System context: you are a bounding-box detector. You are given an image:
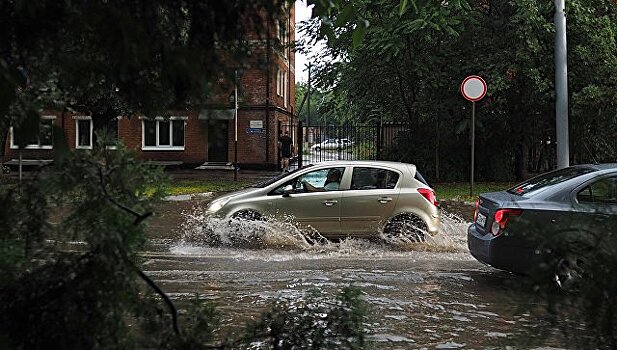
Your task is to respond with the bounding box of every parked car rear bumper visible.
[467,224,544,274]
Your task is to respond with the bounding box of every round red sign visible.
[461,75,487,102]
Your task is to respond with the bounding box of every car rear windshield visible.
[508,166,595,195]
[415,171,429,186]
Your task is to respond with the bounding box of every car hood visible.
[213,187,260,202]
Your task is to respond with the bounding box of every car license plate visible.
[476,212,486,227]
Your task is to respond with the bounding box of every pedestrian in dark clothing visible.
[280,131,293,172]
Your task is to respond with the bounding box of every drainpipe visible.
[265,19,271,166]
[287,5,294,159]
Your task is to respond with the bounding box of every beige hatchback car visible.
[206,161,440,241]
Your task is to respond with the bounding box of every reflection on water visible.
[140,203,566,349]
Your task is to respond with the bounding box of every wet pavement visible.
[142,190,568,349]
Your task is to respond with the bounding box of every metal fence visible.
[280,122,409,170]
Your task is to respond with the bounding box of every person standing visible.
[279,131,293,172]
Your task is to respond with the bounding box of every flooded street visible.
[143,196,566,349]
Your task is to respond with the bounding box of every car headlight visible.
[207,197,231,213]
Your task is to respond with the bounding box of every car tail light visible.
[473,198,480,221]
[418,188,438,207]
[491,208,523,236]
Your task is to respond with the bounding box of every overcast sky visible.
[295,0,320,83]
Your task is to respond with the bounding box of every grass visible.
[161,178,514,203]
[160,179,252,196]
[433,182,515,203]
[5,173,512,203]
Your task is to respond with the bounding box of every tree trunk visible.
[0,132,6,180]
[514,143,529,181]
[435,117,440,181]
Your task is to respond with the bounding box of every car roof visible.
[308,160,417,171]
[576,163,617,171]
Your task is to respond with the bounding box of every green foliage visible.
[237,287,369,349]
[304,0,617,181]
[0,0,288,146]
[433,182,515,202]
[1,2,371,348]
[295,82,342,126]
[0,146,165,349]
[0,146,370,349]
[136,293,220,349]
[526,219,617,349]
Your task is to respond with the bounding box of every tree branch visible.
[136,268,181,336]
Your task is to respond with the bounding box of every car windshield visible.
[508,166,595,195]
[251,164,315,188]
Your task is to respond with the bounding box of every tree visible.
[0,1,286,152]
[302,0,617,181]
[0,1,369,347]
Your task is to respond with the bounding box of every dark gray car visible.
[468,164,617,276]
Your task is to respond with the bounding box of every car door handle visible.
[378,197,393,204]
[322,199,338,206]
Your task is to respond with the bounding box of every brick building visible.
[3,5,296,170]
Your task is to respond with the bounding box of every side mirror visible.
[282,184,293,197]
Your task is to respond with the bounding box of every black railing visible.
[281,122,409,170]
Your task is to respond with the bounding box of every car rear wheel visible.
[382,214,427,243]
[548,235,596,291]
[553,251,589,291]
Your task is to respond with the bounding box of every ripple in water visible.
[172,206,471,258]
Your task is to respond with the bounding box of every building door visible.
[208,120,229,162]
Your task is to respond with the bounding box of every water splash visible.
[377,211,470,253]
[173,205,471,256]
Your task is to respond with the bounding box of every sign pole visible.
[460,75,487,198]
[470,101,475,197]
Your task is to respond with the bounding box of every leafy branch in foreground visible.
[0,145,368,349]
[526,219,617,349]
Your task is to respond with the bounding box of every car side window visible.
[272,167,345,194]
[350,167,399,190]
[577,176,617,204]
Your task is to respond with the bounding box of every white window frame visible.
[141,116,187,151]
[283,70,288,108]
[276,70,287,101]
[10,115,56,150]
[74,116,93,149]
[276,70,282,96]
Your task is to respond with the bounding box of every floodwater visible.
[143,196,567,349]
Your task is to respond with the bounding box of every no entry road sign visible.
[461,75,487,102]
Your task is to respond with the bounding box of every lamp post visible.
[555,0,569,168]
[234,70,238,181]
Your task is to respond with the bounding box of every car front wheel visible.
[231,210,264,221]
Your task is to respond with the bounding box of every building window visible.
[142,117,186,150]
[277,70,287,101]
[75,116,93,149]
[277,16,289,59]
[94,117,119,149]
[10,116,55,149]
[278,19,288,47]
[276,70,282,96]
[75,116,119,149]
